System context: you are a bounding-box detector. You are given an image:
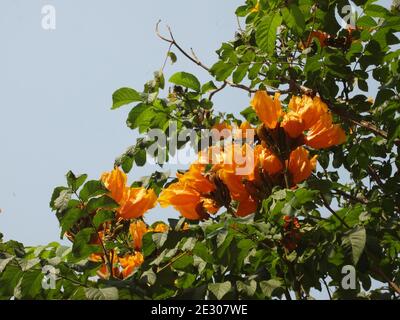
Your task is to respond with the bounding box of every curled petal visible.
[251,91,282,129]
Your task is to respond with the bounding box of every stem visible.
[320,194,351,229]
[322,277,333,300]
[155,21,278,95]
[156,251,189,273]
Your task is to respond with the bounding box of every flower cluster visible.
[84,167,162,279]
[89,219,169,280]
[159,91,345,220]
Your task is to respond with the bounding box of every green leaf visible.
[201,81,217,94]
[66,171,87,192]
[0,265,23,297]
[0,257,14,273]
[60,208,86,236]
[126,103,152,130]
[79,180,108,202]
[112,87,142,110]
[232,64,249,83]
[134,148,147,167]
[208,281,232,300]
[193,242,213,263]
[93,210,115,230]
[281,5,305,35]
[256,13,282,55]
[260,279,281,298]
[240,106,259,124]
[169,72,201,92]
[72,228,100,259]
[21,270,44,298]
[86,195,118,212]
[172,255,193,270]
[364,4,390,18]
[140,269,157,286]
[168,52,177,64]
[152,232,168,249]
[342,226,367,265]
[85,287,119,300]
[210,61,236,81]
[142,233,156,257]
[356,15,377,28]
[19,257,40,271]
[236,280,257,296]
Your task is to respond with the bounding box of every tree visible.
[0,0,399,300]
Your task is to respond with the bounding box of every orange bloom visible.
[177,163,215,194]
[216,144,255,198]
[254,145,283,176]
[288,147,318,184]
[101,167,127,204]
[152,223,169,233]
[304,30,329,48]
[119,187,157,220]
[251,91,282,129]
[288,95,328,130]
[101,167,157,220]
[92,250,120,280]
[305,113,346,149]
[129,220,148,250]
[202,198,219,214]
[182,222,190,231]
[158,182,209,220]
[236,196,258,217]
[119,252,144,279]
[281,111,305,138]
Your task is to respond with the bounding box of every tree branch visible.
[155,21,281,96]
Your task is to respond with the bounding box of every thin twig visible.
[155,21,278,95]
[320,194,351,229]
[322,277,332,300]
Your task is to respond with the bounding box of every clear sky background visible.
[0,1,393,300]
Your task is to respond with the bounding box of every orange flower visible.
[92,250,121,280]
[158,182,210,220]
[281,111,305,138]
[251,91,282,129]
[236,196,258,217]
[177,163,215,194]
[119,252,144,279]
[288,147,318,184]
[305,113,346,149]
[101,167,127,204]
[129,220,148,250]
[152,223,169,233]
[288,95,328,130]
[202,198,219,214]
[303,30,329,48]
[101,167,157,220]
[254,145,283,176]
[182,222,190,231]
[119,187,157,220]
